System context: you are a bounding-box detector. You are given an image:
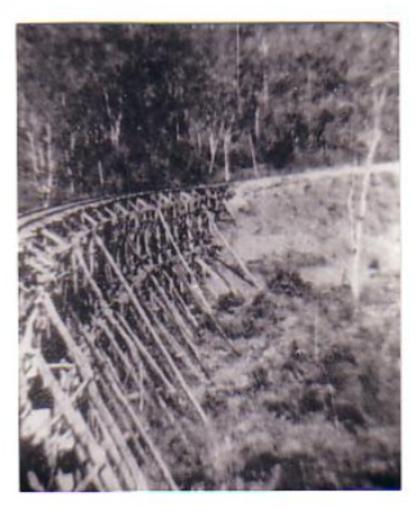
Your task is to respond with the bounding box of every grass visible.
[178,164,400,490]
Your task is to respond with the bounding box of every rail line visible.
[18,181,232,234]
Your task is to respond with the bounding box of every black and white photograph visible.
[17,21,400,492]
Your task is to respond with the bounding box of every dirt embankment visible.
[179,164,400,490]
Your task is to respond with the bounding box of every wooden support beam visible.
[155,394,191,450]
[157,212,213,314]
[34,350,120,491]
[214,254,256,289]
[157,209,239,355]
[149,275,204,364]
[41,228,69,252]
[94,235,210,427]
[42,293,147,490]
[146,291,206,381]
[92,353,178,490]
[70,248,79,294]
[81,330,151,463]
[96,318,145,392]
[75,249,175,395]
[81,212,99,229]
[208,214,261,290]
[195,256,233,297]
[124,235,201,361]
[162,270,200,329]
[113,313,175,394]
[202,256,242,297]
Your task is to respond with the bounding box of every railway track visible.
[18,182,232,236]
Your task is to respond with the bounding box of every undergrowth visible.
[192,264,400,490]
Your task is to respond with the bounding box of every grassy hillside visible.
[179,162,400,490]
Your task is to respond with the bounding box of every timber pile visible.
[18,185,258,491]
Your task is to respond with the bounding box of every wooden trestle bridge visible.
[18,184,259,491]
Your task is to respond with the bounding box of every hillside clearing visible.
[176,163,400,490]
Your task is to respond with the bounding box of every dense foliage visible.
[17,23,399,211]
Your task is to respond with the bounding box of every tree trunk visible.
[235,24,241,115]
[350,86,387,303]
[45,122,54,207]
[196,128,202,152]
[248,132,259,178]
[64,148,75,195]
[223,129,231,182]
[208,131,219,176]
[98,160,104,187]
[110,111,122,148]
[67,166,75,195]
[27,131,41,178]
[254,105,260,142]
[104,90,122,148]
[260,31,269,109]
[70,132,76,152]
[262,72,269,109]
[175,119,180,142]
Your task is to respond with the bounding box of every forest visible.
[17,23,398,212]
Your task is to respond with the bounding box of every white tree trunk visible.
[235,24,241,115]
[248,132,259,178]
[350,87,387,303]
[260,31,269,109]
[254,105,260,141]
[67,167,75,195]
[98,160,104,187]
[110,111,122,148]
[223,129,231,182]
[27,131,41,177]
[45,122,54,207]
[208,131,219,176]
[104,90,122,148]
[196,129,202,152]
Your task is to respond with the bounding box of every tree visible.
[347,24,398,303]
[17,23,399,212]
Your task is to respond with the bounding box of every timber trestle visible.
[18,184,254,491]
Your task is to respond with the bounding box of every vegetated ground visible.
[173,162,400,490]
